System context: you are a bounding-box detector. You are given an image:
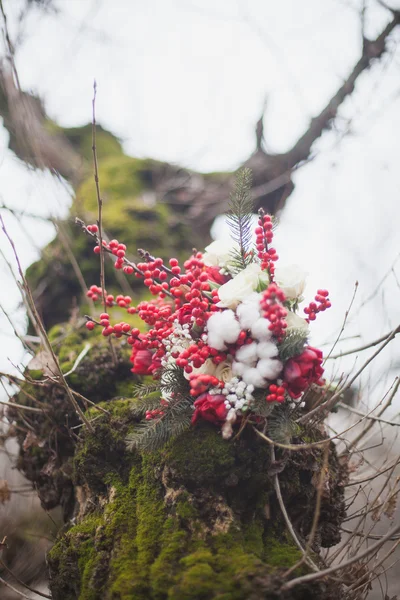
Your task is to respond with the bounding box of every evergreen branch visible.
[279,329,308,361]
[130,392,163,418]
[251,390,276,418]
[267,405,300,445]
[131,382,162,399]
[227,168,254,271]
[126,408,192,451]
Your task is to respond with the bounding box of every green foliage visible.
[126,402,192,452]
[267,405,300,445]
[127,365,195,450]
[227,168,255,272]
[279,328,308,361]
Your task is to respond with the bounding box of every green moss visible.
[163,424,235,486]
[264,537,302,568]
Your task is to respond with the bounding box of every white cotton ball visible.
[232,361,246,377]
[235,342,259,366]
[257,341,278,359]
[207,330,226,350]
[256,358,283,380]
[207,312,230,349]
[236,303,261,330]
[242,367,267,388]
[251,318,273,341]
[220,309,241,344]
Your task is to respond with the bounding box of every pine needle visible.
[227,168,255,272]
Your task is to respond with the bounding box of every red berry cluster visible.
[260,283,287,341]
[304,289,331,322]
[86,224,98,234]
[266,383,286,403]
[255,212,278,277]
[176,343,221,374]
[189,374,223,397]
[86,284,102,301]
[145,408,165,420]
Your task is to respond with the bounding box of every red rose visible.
[283,346,324,399]
[130,348,154,375]
[191,393,228,425]
[177,304,193,325]
[205,266,229,285]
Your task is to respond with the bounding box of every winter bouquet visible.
[82,169,330,448]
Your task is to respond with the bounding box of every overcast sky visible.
[1,0,400,412]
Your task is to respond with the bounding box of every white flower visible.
[257,341,279,359]
[241,367,267,388]
[232,361,246,377]
[207,310,241,350]
[251,317,273,341]
[214,360,233,383]
[275,264,307,300]
[203,240,238,268]
[285,310,310,334]
[218,263,269,309]
[235,342,258,366]
[184,357,233,383]
[256,358,283,380]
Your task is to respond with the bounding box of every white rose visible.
[214,360,233,383]
[183,358,215,380]
[275,264,307,300]
[285,311,310,334]
[183,358,233,383]
[203,240,238,268]
[218,263,269,309]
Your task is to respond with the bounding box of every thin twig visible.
[328,326,400,359]
[323,282,358,364]
[283,444,330,578]
[0,559,51,599]
[0,575,30,599]
[270,446,320,573]
[63,343,91,377]
[91,81,117,365]
[281,522,400,591]
[297,325,400,424]
[0,215,94,432]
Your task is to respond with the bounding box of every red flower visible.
[130,348,154,375]
[177,304,193,325]
[205,266,229,285]
[283,346,324,399]
[191,393,228,425]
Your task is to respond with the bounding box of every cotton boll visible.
[256,358,283,380]
[235,342,258,366]
[242,367,267,388]
[257,341,278,359]
[207,311,239,349]
[236,303,261,330]
[206,313,226,349]
[232,361,246,377]
[220,309,241,344]
[207,329,226,350]
[251,318,273,341]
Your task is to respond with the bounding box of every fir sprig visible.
[278,329,308,361]
[130,391,163,418]
[126,398,193,451]
[227,168,255,272]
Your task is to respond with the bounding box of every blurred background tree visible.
[0,1,400,598]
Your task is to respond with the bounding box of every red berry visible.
[85,321,95,330]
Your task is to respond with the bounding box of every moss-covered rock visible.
[46,414,346,600]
